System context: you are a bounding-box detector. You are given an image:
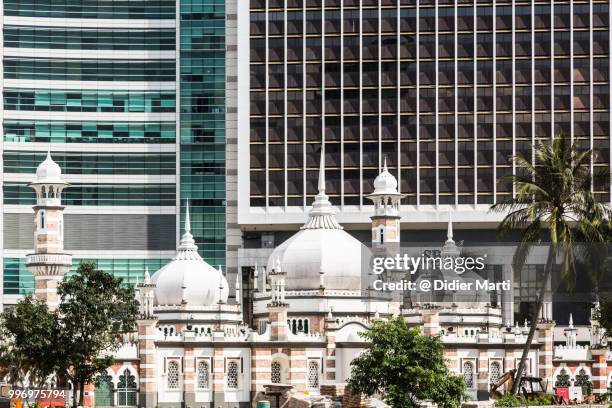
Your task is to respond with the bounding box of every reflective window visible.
[4,59,175,82]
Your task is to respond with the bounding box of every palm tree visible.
[491,133,609,394]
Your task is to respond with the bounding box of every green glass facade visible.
[4,152,176,175]
[4,27,176,51]
[4,0,176,19]
[4,59,176,81]
[4,258,170,295]
[2,0,180,298]
[1,0,228,298]
[4,90,176,113]
[4,183,176,206]
[4,121,175,144]
[180,0,227,267]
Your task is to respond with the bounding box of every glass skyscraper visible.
[0,0,234,305]
[238,0,611,229]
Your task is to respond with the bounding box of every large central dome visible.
[267,149,368,291]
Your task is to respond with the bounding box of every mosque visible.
[24,151,612,407]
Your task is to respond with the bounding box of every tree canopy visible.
[0,261,139,408]
[347,316,467,408]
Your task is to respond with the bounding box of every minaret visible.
[136,267,159,408]
[366,158,404,246]
[267,257,289,341]
[441,212,460,259]
[566,314,577,347]
[26,150,72,311]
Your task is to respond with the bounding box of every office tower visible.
[1,0,236,306]
[236,0,610,325]
[238,0,611,229]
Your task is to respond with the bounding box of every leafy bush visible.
[494,394,523,407]
[529,395,555,406]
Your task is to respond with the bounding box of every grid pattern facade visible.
[249,0,611,208]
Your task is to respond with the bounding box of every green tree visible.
[57,261,138,408]
[347,316,467,408]
[0,262,138,408]
[491,133,608,394]
[0,297,60,387]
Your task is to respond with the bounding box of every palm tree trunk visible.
[511,244,555,395]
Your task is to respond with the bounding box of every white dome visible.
[151,206,229,306]
[266,150,367,292]
[33,151,67,185]
[371,159,399,195]
[267,227,367,291]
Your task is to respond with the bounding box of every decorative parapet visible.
[26,253,72,268]
[554,344,591,361]
[254,289,363,299]
[155,330,249,342]
[153,304,241,312]
[337,316,371,327]
[288,331,326,342]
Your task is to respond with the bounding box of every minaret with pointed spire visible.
[26,149,72,311]
[441,211,460,258]
[366,158,404,245]
[267,257,289,341]
[137,267,156,319]
[566,313,577,347]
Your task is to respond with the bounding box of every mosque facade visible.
[24,152,612,407]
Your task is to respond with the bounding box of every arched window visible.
[463,361,474,388]
[575,368,590,391]
[379,227,385,244]
[94,373,113,407]
[271,361,281,384]
[227,361,239,389]
[555,368,571,387]
[307,360,319,389]
[39,210,46,229]
[490,362,501,384]
[117,369,137,406]
[167,361,179,389]
[197,361,210,389]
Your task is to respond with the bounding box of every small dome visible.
[33,151,66,185]
[371,159,399,195]
[151,205,229,306]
